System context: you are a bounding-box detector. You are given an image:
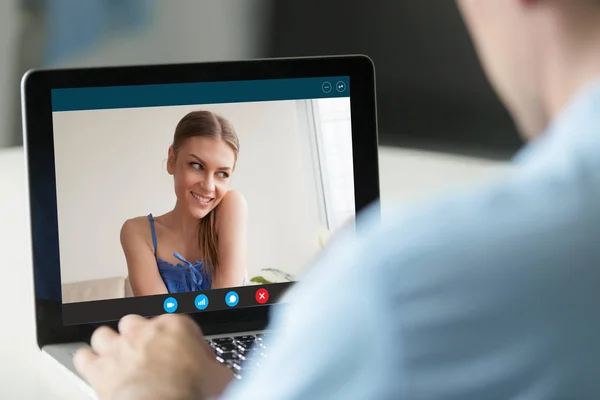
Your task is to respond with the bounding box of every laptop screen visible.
[50,77,355,325]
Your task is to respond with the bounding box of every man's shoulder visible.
[354,151,600,397]
[360,167,600,283]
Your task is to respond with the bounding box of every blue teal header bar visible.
[51,76,350,112]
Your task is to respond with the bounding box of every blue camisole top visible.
[147,214,212,293]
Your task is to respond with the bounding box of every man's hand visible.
[73,314,234,400]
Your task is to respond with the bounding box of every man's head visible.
[457,0,600,140]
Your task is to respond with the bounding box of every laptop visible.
[21,55,380,396]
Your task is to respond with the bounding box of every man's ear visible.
[167,146,176,175]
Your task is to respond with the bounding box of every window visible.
[311,98,355,231]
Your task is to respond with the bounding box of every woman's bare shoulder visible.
[120,216,152,244]
[215,191,247,232]
[218,190,248,212]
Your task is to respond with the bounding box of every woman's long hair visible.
[171,111,239,277]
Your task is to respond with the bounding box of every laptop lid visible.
[21,56,380,347]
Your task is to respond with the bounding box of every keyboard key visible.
[234,335,256,341]
[235,341,254,351]
[215,342,237,353]
[232,349,247,361]
[216,352,236,363]
[213,337,234,344]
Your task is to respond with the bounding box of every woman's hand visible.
[74,314,234,400]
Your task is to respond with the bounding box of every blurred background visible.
[0,0,524,159]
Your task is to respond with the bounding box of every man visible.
[74,1,600,398]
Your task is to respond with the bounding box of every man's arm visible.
[220,207,398,399]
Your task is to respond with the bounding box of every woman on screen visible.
[120,110,247,296]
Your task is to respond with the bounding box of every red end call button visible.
[255,288,269,304]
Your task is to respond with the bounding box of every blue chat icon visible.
[225,291,239,307]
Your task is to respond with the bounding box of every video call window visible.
[52,93,355,306]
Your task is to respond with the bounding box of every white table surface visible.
[0,146,505,398]
[0,147,89,399]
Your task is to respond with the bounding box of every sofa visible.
[62,277,133,304]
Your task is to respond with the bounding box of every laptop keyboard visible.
[207,333,269,380]
[68,334,269,381]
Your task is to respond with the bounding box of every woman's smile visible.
[191,191,214,207]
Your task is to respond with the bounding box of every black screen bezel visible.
[22,55,380,348]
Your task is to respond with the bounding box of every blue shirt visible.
[222,78,600,400]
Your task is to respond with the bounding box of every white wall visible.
[0,0,18,147]
[52,100,346,284]
[378,146,509,213]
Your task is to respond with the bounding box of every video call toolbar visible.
[62,283,292,325]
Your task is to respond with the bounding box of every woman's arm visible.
[213,190,248,288]
[120,219,169,296]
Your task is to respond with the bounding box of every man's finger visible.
[73,347,100,382]
[155,313,200,333]
[154,314,208,347]
[90,326,120,356]
[118,314,147,338]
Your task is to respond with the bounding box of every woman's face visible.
[168,136,236,219]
